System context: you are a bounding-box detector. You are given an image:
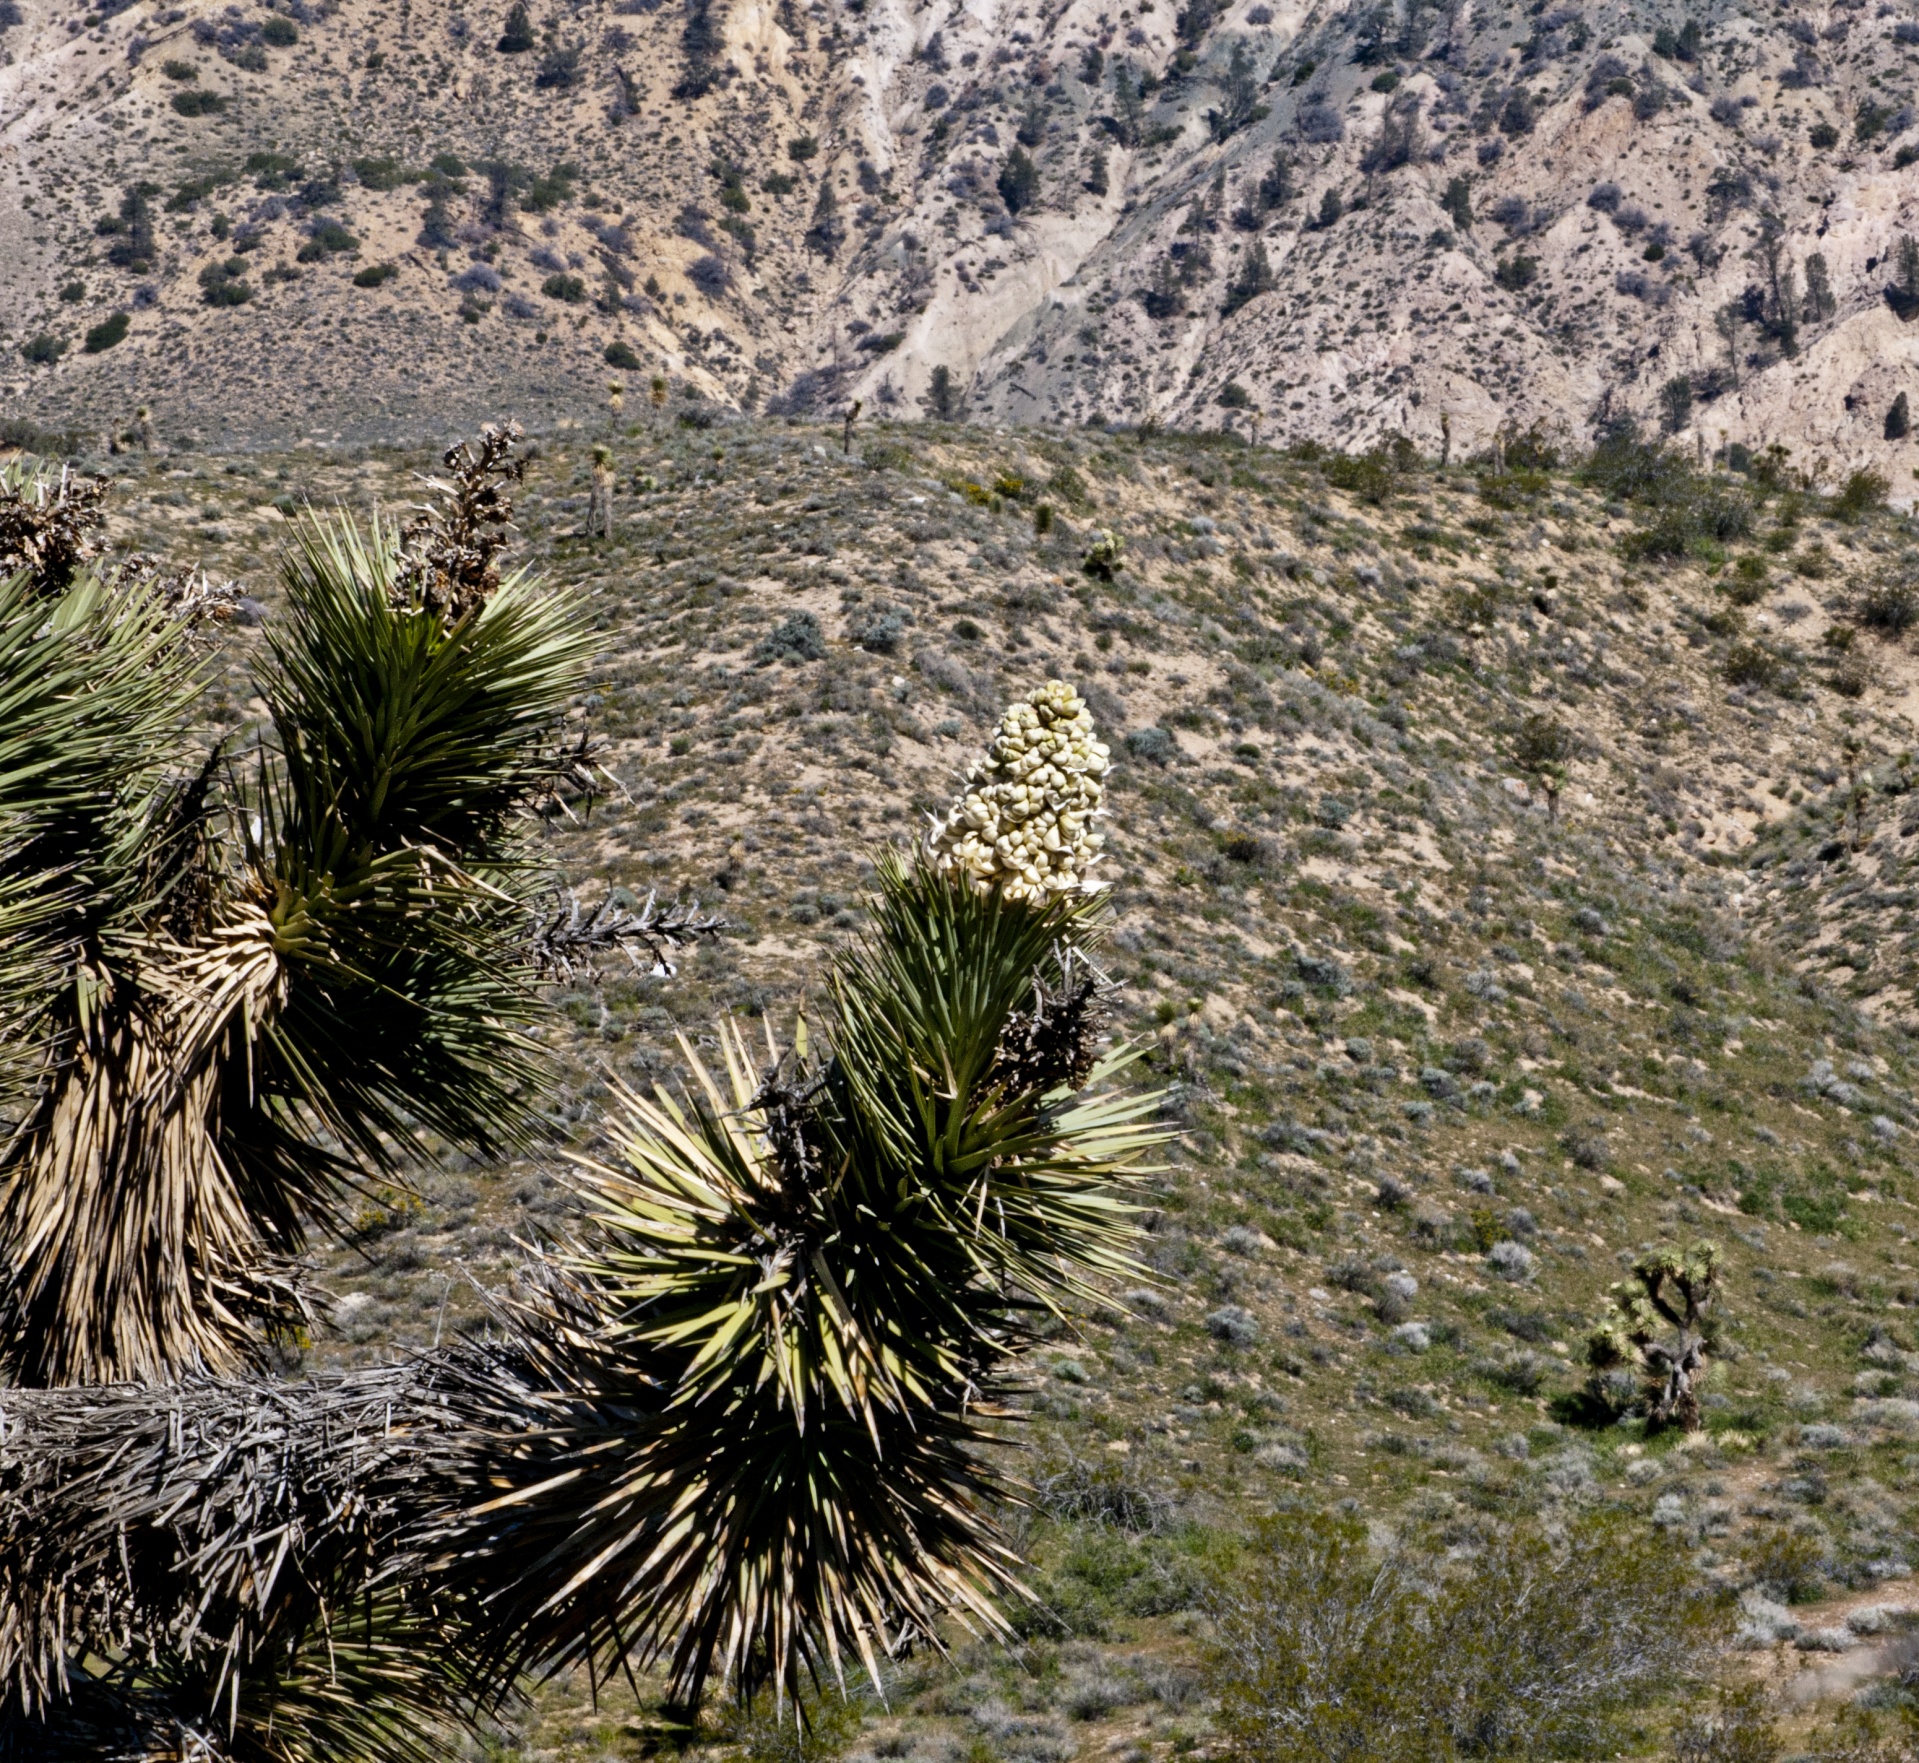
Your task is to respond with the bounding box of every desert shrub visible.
[604,340,642,370]
[1831,468,1890,522]
[519,163,577,212]
[170,89,226,115]
[161,56,196,78]
[756,611,826,665]
[1723,556,1769,606]
[541,273,587,303]
[1207,1512,1720,1763]
[246,151,301,190]
[535,41,583,86]
[850,609,906,653]
[1322,446,1404,504]
[197,258,254,306]
[1296,100,1342,142]
[351,155,411,190]
[351,263,397,288]
[1590,422,1754,560]
[1723,643,1783,689]
[1124,727,1176,765]
[19,333,66,366]
[82,312,129,353]
[296,220,358,261]
[1859,572,1919,634]
[1670,1684,1778,1763]
[688,254,730,295]
[1205,1305,1259,1346]
[0,417,81,452]
[1746,1527,1825,1604]
[260,14,297,44]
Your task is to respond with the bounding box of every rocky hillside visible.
[75,408,1919,1751]
[12,0,1919,475]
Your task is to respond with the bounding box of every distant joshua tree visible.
[1585,1243,1721,1431]
[586,442,615,537]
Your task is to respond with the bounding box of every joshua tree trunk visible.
[588,445,615,538]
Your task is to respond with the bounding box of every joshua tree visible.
[0,428,712,1386]
[649,373,669,418]
[608,378,625,421]
[1081,528,1126,581]
[587,441,615,536]
[841,396,862,454]
[0,681,1160,1755]
[1585,1242,1721,1431]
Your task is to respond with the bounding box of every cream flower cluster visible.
[927,680,1110,903]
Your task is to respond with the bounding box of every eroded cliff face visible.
[7,0,1919,479]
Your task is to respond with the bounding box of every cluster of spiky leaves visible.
[0,830,1158,1760]
[0,437,593,1385]
[434,862,1160,1710]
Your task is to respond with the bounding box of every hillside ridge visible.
[10,0,1919,479]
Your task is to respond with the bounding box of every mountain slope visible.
[11,0,1919,479]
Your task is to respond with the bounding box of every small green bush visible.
[1858,571,1919,633]
[20,334,66,366]
[296,221,359,262]
[161,58,197,79]
[351,262,397,288]
[1723,643,1782,690]
[520,164,577,212]
[787,135,818,160]
[82,312,129,353]
[261,15,298,45]
[604,340,642,369]
[246,151,302,190]
[351,155,412,191]
[57,281,84,304]
[542,273,587,303]
[1724,556,1769,606]
[1207,1511,1721,1763]
[170,89,227,116]
[1831,468,1889,521]
[198,259,254,306]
